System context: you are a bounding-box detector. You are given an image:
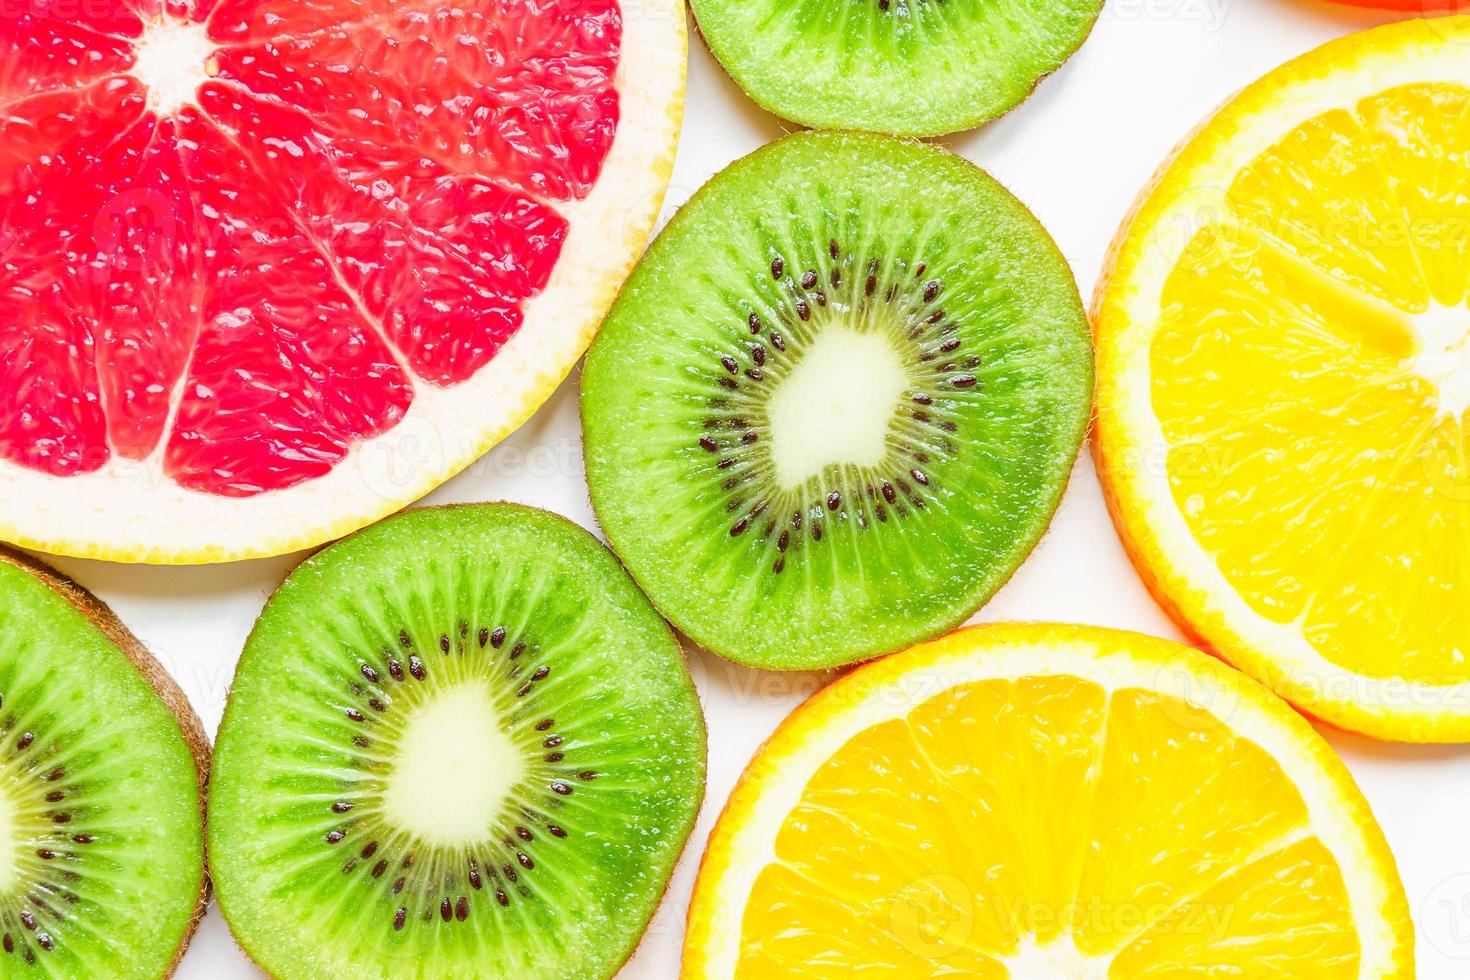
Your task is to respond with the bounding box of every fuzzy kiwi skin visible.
[0,546,211,979]
[209,503,707,980]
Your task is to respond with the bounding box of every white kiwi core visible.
[380,685,524,845]
[766,325,909,489]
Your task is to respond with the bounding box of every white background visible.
[49,1,1470,975]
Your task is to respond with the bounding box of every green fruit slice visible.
[582,131,1092,671]
[689,0,1103,135]
[208,504,706,980]
[0,550,207,976]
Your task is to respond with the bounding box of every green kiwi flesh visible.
[207,504,706,980]
[581,131,1092,671]
[690,0,1103,136]
[0,549,206,977]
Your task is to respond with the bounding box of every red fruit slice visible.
[0,0,684,560]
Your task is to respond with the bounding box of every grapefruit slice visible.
[684,624,1412,978]
[0,0,684,562]
[1095,18,1470,741]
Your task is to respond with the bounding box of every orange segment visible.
[907,676,1105,950]
[1356,85,1470,308]
[1095,18,1470,740]
[738,862,1009,978]
[1300,415,1470,680]
[1108,838,1361,979]
[1225,98,1428,312]
[1069,688,1309,958]
[684,624,1412,978]
[1153,223,1436,633]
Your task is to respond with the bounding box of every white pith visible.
[131,18,215,115]
[1097,21,1470,739]
[1409,303,1470,421]
[687,628,1405,978]
[0,0,686,563]
[380,684,523,845]
[1003,938,1109,979]
[766,325,908,489]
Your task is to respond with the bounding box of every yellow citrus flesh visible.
[684,624,1411,979]
[1095,17,1470,740]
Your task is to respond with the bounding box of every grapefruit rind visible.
[0,1,686,564]
[682,622,1412,979]
[1094,16,1470,743]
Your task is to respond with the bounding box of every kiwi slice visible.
[581,131,1091,671]
[689,0,1103,135]
[207,503,705,979]
[0,548,207,976]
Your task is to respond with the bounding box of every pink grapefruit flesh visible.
[0,0,683,558]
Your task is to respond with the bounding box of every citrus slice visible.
[1095,17,1470,742]
[0,0,683,563]
[684,623,1411,978]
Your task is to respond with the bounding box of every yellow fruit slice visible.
[1095,17,1470,741]
[684,623,1411,978]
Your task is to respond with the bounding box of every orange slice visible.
[684,623,1411,978]
[1095,17,1470,741]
